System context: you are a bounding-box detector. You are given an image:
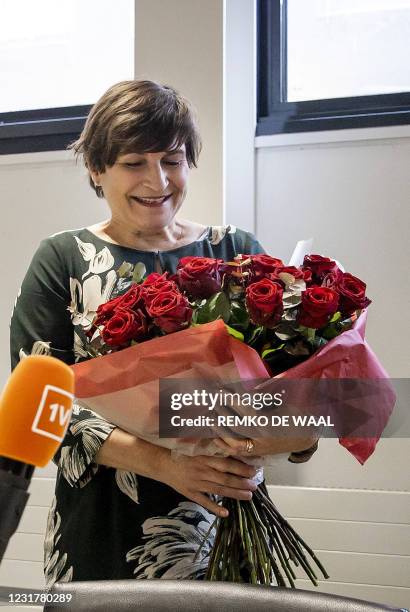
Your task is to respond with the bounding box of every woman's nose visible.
[141,163,169,192]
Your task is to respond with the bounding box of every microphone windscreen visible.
[0,355,74,467]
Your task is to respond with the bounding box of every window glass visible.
[287,0,410,102]
[0,0,134,113]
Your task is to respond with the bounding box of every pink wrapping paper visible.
[72,312,395,465]
[267,311,396,463]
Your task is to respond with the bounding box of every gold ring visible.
[245,438,255,454]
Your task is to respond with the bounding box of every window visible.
[0,0,134,154]
[257,0,410,135]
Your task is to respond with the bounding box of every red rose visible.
[297,287,339,329]
[115,284,144,311]
[93,295,124,327]
[141,273,179,307]
[303,254,339,283]
[300,267,313,284]
[274,266,305,281]
[147,290,192,333]
[101,308,148,347]
[143,280,179,307]
[90,285,145,338]
[142,272,169,287]
[322,268,344,289]
[248,254,284,278]
[336,273,371,316]
[177,256,222,299]
[245,278,283,328]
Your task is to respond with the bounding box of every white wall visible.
[0,152,105,387]
[224,0,257,231]
[135,0,224,228]
[255,129,410,378]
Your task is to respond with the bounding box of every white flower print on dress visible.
[209,225,236,246]
[115,470,139,504]
[68,270,116,330]
[74,236,115,280]
[126,502,215,579]
[18,340,52,361]
[74,331,88,360]
[44,496,73,587]
[57,405,115,488]
[11,287,22,318]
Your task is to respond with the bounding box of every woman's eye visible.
[164,160,183,166]
[122,160,184,168]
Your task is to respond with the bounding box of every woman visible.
[10,80,317,585]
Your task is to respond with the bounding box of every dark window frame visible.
[257,0,410,136]
[0,105,91,155]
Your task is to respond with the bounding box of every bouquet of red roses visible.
[84,252,371,370]
[72,252,394,586]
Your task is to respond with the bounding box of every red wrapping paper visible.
[72,312,395,464]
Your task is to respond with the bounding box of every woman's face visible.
[92,145,189,232]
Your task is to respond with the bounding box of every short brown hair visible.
[70,80,202,197]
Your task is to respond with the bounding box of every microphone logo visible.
[31,385,74,442]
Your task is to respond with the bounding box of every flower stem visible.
[200,481,329,587]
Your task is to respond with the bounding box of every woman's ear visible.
[89,170,101,188]
[88,169,104,198]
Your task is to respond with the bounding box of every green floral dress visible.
[10,224,270,586]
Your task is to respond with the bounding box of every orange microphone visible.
[0,355,74,563]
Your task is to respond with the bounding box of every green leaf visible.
[274,322,299,341]
[283,308,298,322]
[312,336,328,350]
[248,325,264,345]
[227,283,245,300]
[321,326,340,340]
[339,317,355,331]
[89,335,103,350]
[282,279,305,297]
[329,311,342,323]
[117,261,134,278]
[321,312,353,339]
[285,341,311,356]
[195,291,231,324]
[224,324,244,341]
[132,262,146,283]
[194,306,210,325]
[189,321,201,327]
[290,278,306,292]
[229,301,249,329]
[283,293,302,309]
[211,292,231,321]
[298,325,316,343]
[262,343,285,359]
[278,272,296,286]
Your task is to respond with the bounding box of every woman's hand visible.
[213,436,319,458]
[160,453,258,518]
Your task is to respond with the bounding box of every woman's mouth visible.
[131,194,172,207]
